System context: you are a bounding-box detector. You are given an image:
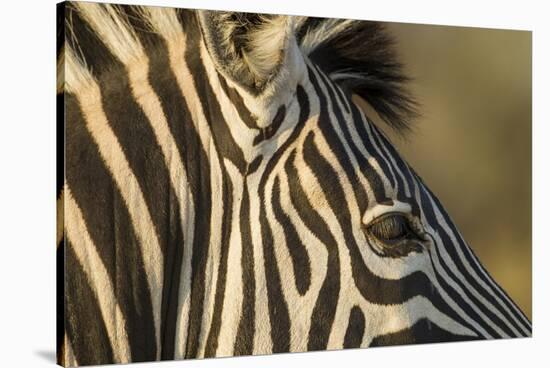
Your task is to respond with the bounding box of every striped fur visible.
[57,2,531,366]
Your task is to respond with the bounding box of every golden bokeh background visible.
[373,22,532,319]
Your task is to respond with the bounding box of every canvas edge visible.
[56,1,67,367]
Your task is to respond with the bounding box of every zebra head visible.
[194,11,532,350]
[61,3,531,365]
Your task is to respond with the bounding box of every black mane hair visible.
[296,18,418,133]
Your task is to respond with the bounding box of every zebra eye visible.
[363,212,426,257]
[366,213,412,244]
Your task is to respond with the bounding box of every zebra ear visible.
[197,11,294,95]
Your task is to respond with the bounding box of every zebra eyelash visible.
[368,214,411,240]
[363,212,426,258]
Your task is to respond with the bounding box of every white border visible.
[0,0,547,367]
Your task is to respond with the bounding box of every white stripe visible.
[174,202,195,359]
[215,160,244,357]
[276,168,329,351]
[459,229,532,331]
[309,65,394,200]
[408,177,493,338]
[369,124,411,197]
[424,227,505,337]
[293,134,356,347]
[126,58,196,359]
[309,110,424,280]
[362,295,478,346]
[122,34,197,360]
[310,66,379,206]
[64,334,78,367]
[362,120,399,197]
[73,3,143,65]
[298,112,479,343]
[65,187,131,363]
[352,96,401,198]
[249,73,321,355]
[248,173,273,355]
[315,69,507,336]
[136,7,200,357]
[150,21,225,358]
[65,49,164,357]
[422,184,526,336]
[200,42,259,160]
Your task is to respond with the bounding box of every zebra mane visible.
[295,18,418,133]
[60,3,417,133]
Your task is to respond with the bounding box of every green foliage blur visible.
[375,22,532,319]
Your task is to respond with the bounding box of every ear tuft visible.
[198,11,292,94]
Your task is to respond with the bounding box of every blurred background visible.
[367,22,531,319]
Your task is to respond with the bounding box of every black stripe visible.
[331,81,351,115]
[144,30,219,356]
[369,123,411,201]
[218,72,259,129]
[284,150,340,351]
[203,167,234,358]
[427,233,500,338]
[247,155,263,175]
[65,240,115,365]
[180,29,251,355]
[334,78,521,337]
[313,67,388,209]
[421,178,531,334]
[343,306,365,349]
[126,14,215,360]
[180,22,240,357]
[315,63,396,195]
[299,130,490,337]
[184,156,213,359]
[272,176,312,296]
[416,184,520,337]
[65,94,157,361]
[348,98,397,190]
[259,188,291,353]
[253,105,287,146]
[368,123,402,194]
[256,84,311,353]
[416,183,501,338]
[301,131,438,305]
[56,238,65,365]
[126,19,191,359]
[65,5,116,80]
[184,23,248,174]
[94,48,189,360]
[69,9,201,351]
[370,318,480,347]
[234,181,256,356]
[112,188,164,362]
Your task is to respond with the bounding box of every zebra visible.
[57,2,532,366]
